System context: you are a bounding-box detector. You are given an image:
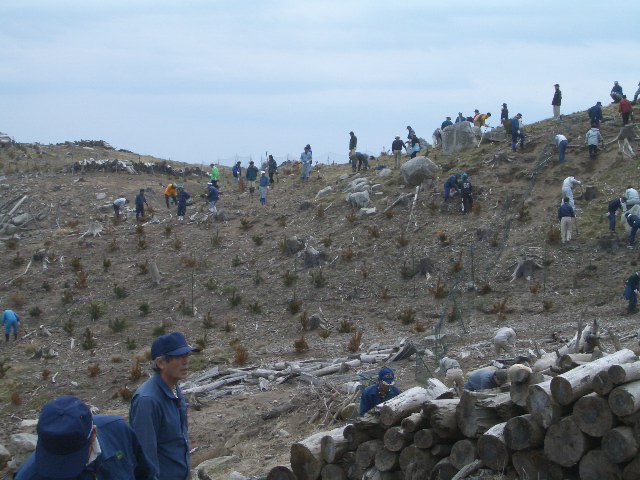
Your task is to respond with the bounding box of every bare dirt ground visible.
[1,105,639,478]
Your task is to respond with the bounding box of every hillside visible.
[0,106,639,478]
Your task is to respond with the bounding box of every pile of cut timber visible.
[268,349,640,480]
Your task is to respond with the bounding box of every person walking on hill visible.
[626,187,640,207]
[493,327,516,356]
[391,135,406,169]
[135,189,149,221]
[607,196,627,234]
[552,84,562,118]
[626,212,640,249]
[460,173,473,214]
[511,113,525,151]
[611,81,624,103]
[246,160,259,193]
[164,183,178,209]
[176,186,190,223]
[619,95,633,125]
[554,134,569,163]
[258,171,270,206]
[300,144,312,180]
[443,173,461,202]
[585,125,604,159]
[359,368,401,416]
[588,101,603,127]
[267,155,278,185]
[130,332,200,480]
[561,175,581,209]
[623,271,640,313]
[2,309,19,341]
[558,197,576,244]
[209,163,220,188]
[113,197,129,220]
[207,182,219,216]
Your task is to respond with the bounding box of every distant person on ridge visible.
[619,95,632,125]
[455,112,466,123]
[626,211,640,249]
[561,175,581,209]
[558,197,576,244]
[164,183,178,209]
[267,154,278,185]
[588,101,603,127]
[391,135,406,169]
[245,160,259,193]
[623,271,640,313]
[500,103,509,123]
[135,189,149,221]
[359,368,401,416]
[511,113,525,151]
[441,116,453,129]
[552,83,562,118]
[300,144,312,180]
[585,125,604,159]
[607,196,627,234]
[611,81,624,103]
[554,134,568,163]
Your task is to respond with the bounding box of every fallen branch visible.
[3,259,32,285]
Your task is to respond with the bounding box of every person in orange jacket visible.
[164,183,178,209]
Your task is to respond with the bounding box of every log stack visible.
[270,350,640,479]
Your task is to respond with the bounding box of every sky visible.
[1,1,639,167]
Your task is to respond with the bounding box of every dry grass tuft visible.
[347,331,363,352]
[294,336,309,353]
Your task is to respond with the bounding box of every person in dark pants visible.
[607,196,627,234]
[176,186,190,223]
[464,369,508,391]
[555,134,568,163]
[552,84,562,118]
[164,183,178,209]
[409,134,420,158]
[2,309,20,341]
[626,212,640,248]
[391,135,406,169]
[619,95,633,125]
[585,126,604,159]
[460,173,473,214]
[511,113,525,151]
[135,189,149,221]
[267,155,278,185]
[359,368,401,416]
[623,271,640,313]
[588,102,603,127]
[353,152,374,171]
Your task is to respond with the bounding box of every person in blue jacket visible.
[464,369,508,391]
[359,367,401,416]
[246,160,259,194]
[135,189,149,221]
[443,174,461,202]
[176,186,190,223]
[626,212,640,249]
[2,309,20,341]
[207,182,219,216]
[611,81,624,103]
[607,196,627,234]
[258,171,270,206]
[624,271,640,314]
[130,332,200,480]
[15,396,152,480]
[511,113,525,151]
[588,101,603,127]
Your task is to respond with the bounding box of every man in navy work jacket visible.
[15,396,152,479]
[359,367,401,416]
[130,332,200,480]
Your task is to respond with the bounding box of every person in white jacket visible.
[493,327,516,356]
[585,126,603,159]
[625,187,640,208]
[562,176,581,209]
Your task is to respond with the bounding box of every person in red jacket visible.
[619,95,633,125]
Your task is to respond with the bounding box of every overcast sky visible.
[1,1,638,167]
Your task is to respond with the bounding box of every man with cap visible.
[464,369,508,391]
[611,81,624,103]
[130,332,199,480]
[135,189,149,221]
[510,113,525,151]
[441,117,453,130]
[359,367,401,416]
[15,395,152,479]
[454,112,466,124]
[552,84,562,118]
[391,135,406,169]
[245,160,259,194]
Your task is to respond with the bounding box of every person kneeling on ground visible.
[464,369,508,392]
[359,367,401,416]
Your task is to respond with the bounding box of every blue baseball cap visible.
[35,396,93,479]
[151,332,200,360]
[378,367,396,386]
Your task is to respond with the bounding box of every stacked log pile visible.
[270,349,640,480]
